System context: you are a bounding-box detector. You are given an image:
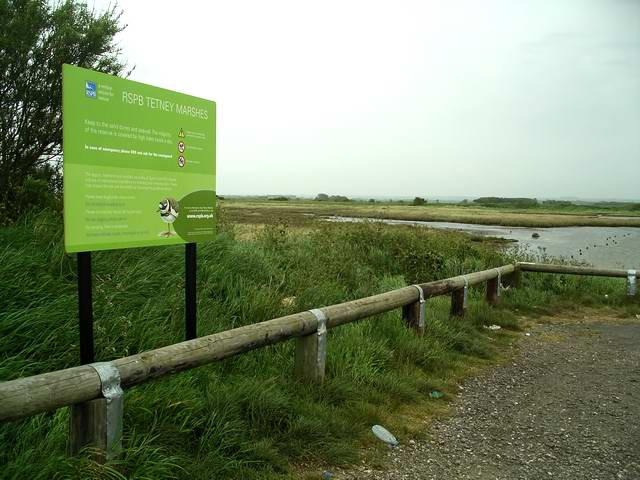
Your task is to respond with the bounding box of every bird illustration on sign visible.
[158,198,179,237]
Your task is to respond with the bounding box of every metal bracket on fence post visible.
[412,285,426,330]
[89,362,124,457]
[628,270,637,297]
[463,276,469,308]
[494,269,502,297]
[310,308,328,374]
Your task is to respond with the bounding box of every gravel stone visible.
[337,318,640,480]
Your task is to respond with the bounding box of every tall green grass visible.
[0,210,634,479]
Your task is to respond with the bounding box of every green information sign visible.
[62,64,216,253]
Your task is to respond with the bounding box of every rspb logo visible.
[85,81,96,98]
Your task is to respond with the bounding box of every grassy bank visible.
[222,198,640,228]
[0,210,636,479]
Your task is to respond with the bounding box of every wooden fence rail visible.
[517,262,639,278]
[0,264,517,422]
[0,261,636,457]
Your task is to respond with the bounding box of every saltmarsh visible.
[222,198,640,228]
[0,209,634,480]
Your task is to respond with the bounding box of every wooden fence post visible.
[450,289,465,317]
[402,285,425,335]
[70,399,109,457]
[451,276,469,317]
[503,266,521,289]
[69,362,123,461]
[294,309,327,383]
[628,270,637,296]
[487,274,500,305]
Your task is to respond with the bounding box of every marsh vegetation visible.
[222,198,640,229]
[0,207,636,479]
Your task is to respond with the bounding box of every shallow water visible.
[325,216,640,269]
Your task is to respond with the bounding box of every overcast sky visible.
[90,0,639,200]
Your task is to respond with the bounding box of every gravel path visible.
[338,316,640,480]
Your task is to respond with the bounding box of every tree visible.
[473,197,538,208]
[412,196,426,206]
[314,193,351,202]
[0,0,128,221]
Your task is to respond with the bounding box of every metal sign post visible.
[185,243,197,340]
[77,252,94,364]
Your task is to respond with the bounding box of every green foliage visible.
[314,194,350,202]
[0,211,633,478]
[0,0,127,222]
[542,200,573,207]
[473,197,538,208]
[1,174,60,226]
[412,197,426,206]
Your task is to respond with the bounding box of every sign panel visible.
[62,64,216,253]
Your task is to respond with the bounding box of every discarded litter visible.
[322,471,334,479]
[484,324,501,330]
[281,296,296,307]
[525,332,531,337]
[371,425,399,447]
[429,390,444,399]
